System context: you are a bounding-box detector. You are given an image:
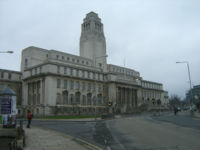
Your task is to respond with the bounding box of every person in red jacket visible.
[27,110,32,128]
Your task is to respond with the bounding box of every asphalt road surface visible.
[31,113,200,150]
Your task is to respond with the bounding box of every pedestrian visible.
[27,110,32,128]
[174,106,178,116]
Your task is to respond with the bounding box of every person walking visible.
[174,106,178,116]
[27,110,32,128]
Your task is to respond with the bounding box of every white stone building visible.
[1,12,169,116]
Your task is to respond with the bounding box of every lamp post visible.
[176,61,193,104]
[0,51,14,54]
[94,55,108,121]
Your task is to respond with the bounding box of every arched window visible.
[75,92,81,104]
[87,93,92,105]
[63,91,68,104]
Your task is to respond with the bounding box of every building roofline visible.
[108,64,140,74]
[0,68,21,74]
[142,79,163,85]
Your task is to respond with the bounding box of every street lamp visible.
[176,61,193,104]
[94,54,108,121]
[0,51,14,53]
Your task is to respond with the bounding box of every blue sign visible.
[0,98,11,114]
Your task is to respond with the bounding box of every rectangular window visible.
[57,79,61,88]
[82,70,85,78]
[82,60,84,64]
[88,83,91,91]
[70,80,74,89]
[64,67,67,74]
[93,73,95,79]
[25,59,28,69]
[62,56,64,60]
[35,68,37,74]
[8,73,12,80]
[64,80,67,89]
[98,74,100,80]
[72,58,75,62]
[70,68,73,76]
[76,81,79,90]
[56,55,59,59]
[82,82,85,90]
[40,67,42,73]
[57,66,60,74]
[1,72,4,78]
[76,69,79,77]
[98,85,101,92]
[93,83,96,91]
[56,93,61,104]
[88,72,90,78]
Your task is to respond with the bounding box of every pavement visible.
[23,126,95,150]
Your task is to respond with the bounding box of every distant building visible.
[1,12,169,116]
[186,85,200,104]
[0,69,22,106]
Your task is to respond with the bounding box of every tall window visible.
[56,93,61,104]
[93,73,96,79]
[57,66,60,74]
[98,74,100,80]
[70,80,74,89]
[39,67,42,73]
[93,83,96,91]
[75,92,80,104]
[88,72,90,79]
[87,93,92,105]
[64,80,67,89]
[57,79,61,88]
[76,69,79,77]
[93,96,96,105]
[82,95,86,105]
[25,58,28,69]
[82,70,85,78]
[88,83,91,91]
[70,94,74,104]
[82,82,85,91]
[64,67,67,74]
[63,91,68,104]
[8,73,12,80]
[70,68,73,76]
[35,68,37,74]
[76,81,79,90]
[1,72,4,78]
[56,55,59,59]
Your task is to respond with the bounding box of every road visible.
[31,113,200,150]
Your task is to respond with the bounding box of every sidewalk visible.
[24,127,88,150]
[180,111,200,118]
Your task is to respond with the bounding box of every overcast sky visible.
[0,0,199,98]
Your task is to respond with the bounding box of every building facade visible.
[1,12,169,116]
[186,85,200,104]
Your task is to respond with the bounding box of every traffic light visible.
[108,102,112,107]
